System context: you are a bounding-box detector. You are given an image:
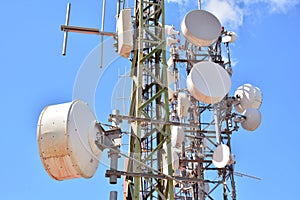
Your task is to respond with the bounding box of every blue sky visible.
[1,0,300,199]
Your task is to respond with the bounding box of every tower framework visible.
[37,1,263,200]
[121,1,240,199]
[125,0,174,199]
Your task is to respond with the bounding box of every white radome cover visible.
[171,126,186,147]
[37,100,101,180]
[162,146,180,176]
[117,8,133,58]
[241,108,262,131]
[234,83,263,113]
[204,182,210,194]
[172,150,180,171]
[212,144,230,168]
[187,61,231,104]
[177,92,191,118]
[181,10,221,47]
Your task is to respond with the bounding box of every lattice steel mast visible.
[125,0,174,199]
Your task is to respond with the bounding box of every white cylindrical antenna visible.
[100,0,107,68]
[62,2,71,56]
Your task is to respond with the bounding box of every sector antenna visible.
[37,1,263,200]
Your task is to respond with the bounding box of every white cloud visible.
[204,0,243,30]
[166,0,190,6]
[167,0,300,30]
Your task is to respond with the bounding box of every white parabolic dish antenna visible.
[241,108,262,131]
[212,144,230,168]
[187,61,231,104]
[234,83,263,113]
[37,100,101,180]
[181,10,221,47]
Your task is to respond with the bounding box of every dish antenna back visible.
[37,100,122,182]
[37,100,101,180]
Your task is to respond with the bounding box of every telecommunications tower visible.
[37,1,263,200]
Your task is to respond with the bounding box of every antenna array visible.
[37,1,263,200]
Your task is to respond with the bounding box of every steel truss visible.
[125,0,174,199]
[55,1,260,200]
[123,1,243,200]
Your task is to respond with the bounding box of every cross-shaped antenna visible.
[61,2,116,67]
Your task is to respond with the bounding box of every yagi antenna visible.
[60,2,116,67]
[234,171,262,181]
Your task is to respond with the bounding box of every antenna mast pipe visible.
[100,0,106,68]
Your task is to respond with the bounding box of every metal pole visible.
[214,104,221,145]
[109,147,119,184]
[100,0,106,68]
[198,0,201,10]
[110,191,118,200]
[62,2,71,56]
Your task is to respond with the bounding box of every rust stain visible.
[43,155,80,180]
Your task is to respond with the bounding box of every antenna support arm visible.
[61,25,116,36]
[94,123,122,184]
